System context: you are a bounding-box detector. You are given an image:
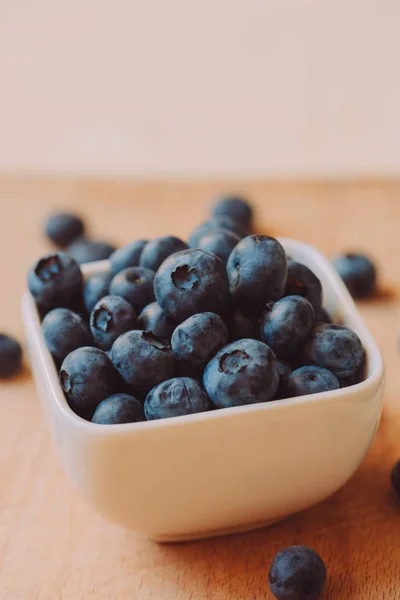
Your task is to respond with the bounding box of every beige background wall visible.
[1,1,399,177]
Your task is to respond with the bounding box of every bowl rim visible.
[22,238,385,437]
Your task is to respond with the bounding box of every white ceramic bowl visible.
[22,239,385,542]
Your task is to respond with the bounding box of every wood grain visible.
[0,176,399,599]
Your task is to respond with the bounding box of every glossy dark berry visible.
[144,377,212,420]
[45,213,85,248]
[92,393,144,424]
[333,252,377,298]
[203,338,279,408]
[90,295,137,350]
[285,260,323,312]
[391,460,400,499]
[111,330,176,393]
[171,312,228,376]
[211,194,253,229]
[302,324,364,378]
[60,347,117,419]
[28,252,83,312]
[42,308,93,365]
[197,228,240,265]
[83,271,113,313]
[109,240,147,274]
[260,296,315,359]
[67,238,116,264]
[138,302,177,339]
[139,236,188,271]
[227,307,260,342]
[227,235,287,310]
[269,545,327,600]
[283,365,339,398]
[338,350,366,387]
[110,266,155,312]
[189,217,248,248]
[0,334,22,378]
[154,249,229,321]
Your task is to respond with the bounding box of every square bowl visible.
[22,239,385,542]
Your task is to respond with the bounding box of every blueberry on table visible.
[391,460,400,499]
[154,249,229,321]
[302,324,364,379]
[189,217,248,248]
[197,228,240,265]
[260,296,315,359]
[67,238,116,264]
[60,347,117,419]
[227,235,287,309]
[92,393,144,424]
[227,307,260,342]
[111,330,176,393]
[90,295,137,350]
[42,308,93,365]
[171,312,228,376]
[139,236,188,271]
[211,194,253,229]
[333,252,377,298]
[109,240,147,274]
[138,302,177,339]
[269,545,327,600]
[110,266,155,312]
[0,334,22,378]
[45,213,85,248]
[283,365,339,398]
[144,377,212,420]
[284,260,323,313]
[203,338,279,408]
[28,252,83,312]
[83,272,113,313]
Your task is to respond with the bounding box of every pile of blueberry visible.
[26,195,368,427]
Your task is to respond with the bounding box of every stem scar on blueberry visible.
[60,370,72,393]
[35,255,62,282]
[93,306,113,332]
[141,330,170,351]
[219,350,249,374]
[171,265,199,290]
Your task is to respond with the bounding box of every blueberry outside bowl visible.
[22,239,385,542]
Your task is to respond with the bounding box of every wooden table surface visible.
[0,176,399,599]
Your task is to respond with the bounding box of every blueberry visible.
[90,295,137,350]
[0,334,22,378]
[227,235,287,310]
[171,312,228,376]
[391,460,400,499]
[42,308,93,365]
[284,261,323,313]
[333,252,377,298]
[138,302,177,339]
[211,194,253,229]
[110,240,148,274]
[275,359,293,399]
[67,238,116,263]
[315,307,332,325]
[139,236,188,271]
[302,324,364,378]
[144,377,212,420]
[260,296,315,359]
[197,228,240,265]
[60,347,117,418]
[203,338,279,408]
[154,249,229,321]
[269,545,327,600]
[92,393,144,424]
[189,217,247,248]
[110,266,155,312]
[45,213,85,248]
[283,365,339,398]
[83,272,113,313]
[338,351,366,387]
[111,330,176,393]
[227,307,260,342]
[28,252,83,312]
